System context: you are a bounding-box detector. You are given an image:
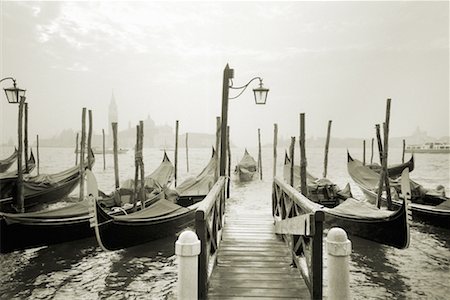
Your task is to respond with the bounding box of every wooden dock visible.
[207,211,310,299]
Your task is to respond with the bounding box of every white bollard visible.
[176,230,201,300]
[327,227,352,300]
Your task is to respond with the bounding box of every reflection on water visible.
[0,147,449,299]
[350,236,409,299]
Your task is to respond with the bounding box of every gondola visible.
[347,152,450,228]
[366,155,414,179]
[281,152,410,249]
[0,148,18,173]
[175,148,217,206]
[0,152,173,253]
[91,149,217,250]
[0,151,89,212]
[0,151,38,196]
[283,152,351,207]
[235,149,257,182]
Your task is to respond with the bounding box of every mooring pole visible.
[323,120,332,178]
[102,129,106,170]
[174,120,179,187]
[273,123,278,178]
[186,132,189,173]
[112,122,119,189]
[370,138,374,164]
[363,140,366,166]
[139,120,145,209]
[289,137,295,187]
[402,139,406,163]
[375,124,384,208]
[299,113,308,197]
[258,128,262,180]
[75,132,79,166]
[16,97,26,212]
[133,123,140,211]
[36,134,40,175]
[24,102,29,173]
[79,108,86,201]
[87,110,93,170]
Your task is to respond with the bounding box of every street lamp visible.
[1,77,26,212]
[1,77,26,103]
[219,64,269,178]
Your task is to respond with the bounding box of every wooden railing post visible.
[195,210,207,299]
[311,210,324,300]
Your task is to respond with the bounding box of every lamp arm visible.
[0,77,16,85]
[229,77,263,100]
[229,77,262,90]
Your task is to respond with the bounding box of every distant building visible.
[36,93,218,148]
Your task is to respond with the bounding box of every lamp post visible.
[219,64,269,178]
[1,77,27,212]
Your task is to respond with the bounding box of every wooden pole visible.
[402,139,406,163]
[299,113,308,197]
[273,123,278,178]
[112,122,119,189]
[323,120,332,178]
[24,102,29,173]
[382,100,393,209]
[362,140,366,166]
[36,134,40,175]
[215,116,221,182]
[258,128,262,180]
[79,108,86,201]
[75,132,79,166]
[289,137,295,187]
[16,97,25,212]
[87,110,93,170]
[139,120,145,209]
[133,124,140,211]
[174,120,179,187]
[186,132,189,173]
[375,124,383,208]
[370,138,374,164]
[227,125,231,198]
[375,125,383,165]
[102,129,106,170]
[219,64,232,177]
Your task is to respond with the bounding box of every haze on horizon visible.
[1,1,448,148]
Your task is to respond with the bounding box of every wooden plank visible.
[208,197,309,299]
[209,287,306,298]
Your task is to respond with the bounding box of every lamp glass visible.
[4,87,26,103]
[253,86,269,105]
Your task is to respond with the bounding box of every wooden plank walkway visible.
[208,212,310,299]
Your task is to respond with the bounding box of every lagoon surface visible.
[0,146,449,299]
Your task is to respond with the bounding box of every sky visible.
[1,1,448,147]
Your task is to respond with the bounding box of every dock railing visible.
[195,176,227,299]
[272,176,325,300]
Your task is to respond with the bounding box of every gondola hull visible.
[360,187,450,229]
[95,202,196,250]
[0,175,81,212]
[238,168,256,182]
[0,214,92,253]
[348,153,450,229]
[324,202,410,249]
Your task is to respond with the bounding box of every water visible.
[0,146,449,299]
